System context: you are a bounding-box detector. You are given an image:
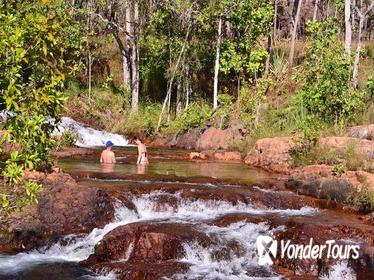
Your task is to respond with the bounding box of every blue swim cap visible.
[106,140,114,147]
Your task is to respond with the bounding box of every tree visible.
[0,0,82,215]
[352,1,374,88]
[289,0,303,67]
[345,0,352,56]
[299,20,364,123]
[92,0,142,110]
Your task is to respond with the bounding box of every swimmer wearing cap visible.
[100,140,116,164]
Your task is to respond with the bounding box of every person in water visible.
[100,140,116,164]
[135,137,149,165]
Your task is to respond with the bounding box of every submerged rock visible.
[0,172,115,254]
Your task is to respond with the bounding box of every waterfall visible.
[54,117,129,148]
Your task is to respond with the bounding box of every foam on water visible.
[320,261,356,280]
[131,191,317,221]
[54,117,128,147]
[0,203,138,273]
[173,221,282,280]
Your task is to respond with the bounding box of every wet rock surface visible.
[0,172,115,254]
[83,222,211,265]
[50,147,94,158]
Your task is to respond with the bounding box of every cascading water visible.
[0,191,357,280]
[54,117,129,147]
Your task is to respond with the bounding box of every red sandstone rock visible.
[213,151,242,161]
[175,128,203,150]
[50,147,94,158]
[347,124,374,140]
[0,172,115,254]
[83,222,212,265]
[196,127,244,151]
[244,137,294,174]
[189,152,208,160]
[318,137,374,159]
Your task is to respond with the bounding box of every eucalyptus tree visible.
[92,0,142,110]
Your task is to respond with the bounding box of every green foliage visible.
[297,19,365,123]
[166,102,212,132]
[219,0,273,78]
[0,0,82,215]
[54,131,78,151]
[347,184,374,213]
[332,162,348,177]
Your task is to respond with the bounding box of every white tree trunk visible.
[352,1,374,87]
[345,0,352,56]
[123,4,131,86]
[352,14,364,88]
[87,0,93,105]
[131,1,140,110]
[273,0,278,43]
[213,16,222,110]
[289,0,303,67]
[313,0,320,21]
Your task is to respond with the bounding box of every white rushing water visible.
[54,117,129,147]
[0,191,357,280]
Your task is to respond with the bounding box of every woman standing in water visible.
[135,137,149,165]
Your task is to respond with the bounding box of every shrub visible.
[166,101,212,133]
[298,19,365,123]
[54,131,79,151]
[347,184,374,213]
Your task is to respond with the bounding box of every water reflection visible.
[100,163,115,173]
[137,164,147,174]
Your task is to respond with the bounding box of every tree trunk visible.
[273,0,278,43]
[213,16,222,110]
[289,0,303,68]
[123,4,131,86]
[87,0,93,105]
[288,0,296,37]
[345,0,352,56]
[352,1,374,87]
[131,1,140,111]
[156,23,191,131]
[352,13,364,88]
[313,0,320,21]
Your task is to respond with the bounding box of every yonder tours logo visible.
[256,235,360,266]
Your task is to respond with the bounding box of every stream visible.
[0,147,372,280]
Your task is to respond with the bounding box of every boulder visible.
[347,124,374,140]
[148,133,176,148]
[175,128,203,150]
[0,172,115,254]
[275,221,374,278]
[196,127,245,151]
[244,137,294,174]
[318,137,374,159]
[83,222,212,265]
